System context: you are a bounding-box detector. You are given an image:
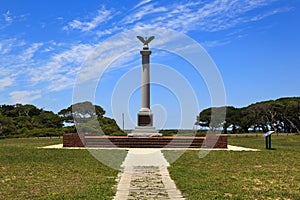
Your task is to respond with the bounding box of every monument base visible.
[137,110,153,126]
[129,126,162,137]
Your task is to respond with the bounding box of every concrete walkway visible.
[113,149,185,200]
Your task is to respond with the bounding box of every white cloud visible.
[95,26,123,37]
[120,0,287,33]
[122,3,167,24]
[0,40,43,85]
[3,10,12,22]
[0,39,40,63]
[1,10,28,30]
[0,77,14,90]
[202,40,231,48]
[0,0,290,102]
[29,43,96,91]
[250,7,290,22]
[133,0,152,9]
[10,90,41,103]
[0,38,92,94]
[0,38,18,54]
[61,0,286,43]
[21,43,43,61]
[63,6,114,32]
[0,39,40,81]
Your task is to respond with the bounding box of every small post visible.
[122,113,124,131]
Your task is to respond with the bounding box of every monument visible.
[63,34,227,148]
[129,36,161,137]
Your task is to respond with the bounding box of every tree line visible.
[197,97,300,133]
[0,101,124,138]
[1,97,299,138]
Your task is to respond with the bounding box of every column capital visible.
[140,50,152,56]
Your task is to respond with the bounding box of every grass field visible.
[164,135,300,199]
[1,135,299,199]
[0,138,127,200]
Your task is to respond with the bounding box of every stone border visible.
[41,144,259,151]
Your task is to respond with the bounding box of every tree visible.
[197,107,211,129]
[1,104,41,117]
[98,116,123,135]
[197,107,226,132]
[58,101,105,124]
[197,97,300,134]
[0,114,16,136]
[0,104,62,137]
[58,101,124,135]
[223,106,239,134]
[33,111,63,128]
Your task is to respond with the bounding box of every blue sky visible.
[0,0,299,129]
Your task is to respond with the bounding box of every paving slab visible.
[113,149,185,200]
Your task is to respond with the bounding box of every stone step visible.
[84,137,205,148]
[86,144,203,148]
[63,134,228,148]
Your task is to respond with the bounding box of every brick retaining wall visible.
[63,133,85,147]
[63,133,228,148]
[204,134,228,148]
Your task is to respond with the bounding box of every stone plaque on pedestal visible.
[138,113,153,126]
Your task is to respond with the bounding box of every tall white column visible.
[130,35,161,137]
[137,49,153,127]
[140,50,151,111]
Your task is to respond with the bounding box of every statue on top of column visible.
[137,36,155,49]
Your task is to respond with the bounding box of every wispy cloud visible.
[63,6,114,32]
[129,0,286,32]
[0,41,43,84]
[202,40,231,48]
[0,0,291,105]
[21,43,43,62]
[77,0,289,41]
[3,10,12,22]
[122,3,168,25]
[10,90,41,103]
[1,10,28,30]
[0,39,41,82]
[62,0,288,41]
[133,0,152,10]
[29,43,96,91]
[1,10,13,29]
[0,37,96,95]
[95,26,123,37]
[0,38,19,54]
[0,77,14,90]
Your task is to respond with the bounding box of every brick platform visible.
[63,133,227,148]
[63,133,85,147]
[205,134,228,148]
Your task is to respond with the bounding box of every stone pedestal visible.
[129,126,161,137]
[138,110,152,126]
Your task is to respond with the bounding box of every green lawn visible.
[0,138,127,200]
[1,136,299,199]
[164,135,300,199]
